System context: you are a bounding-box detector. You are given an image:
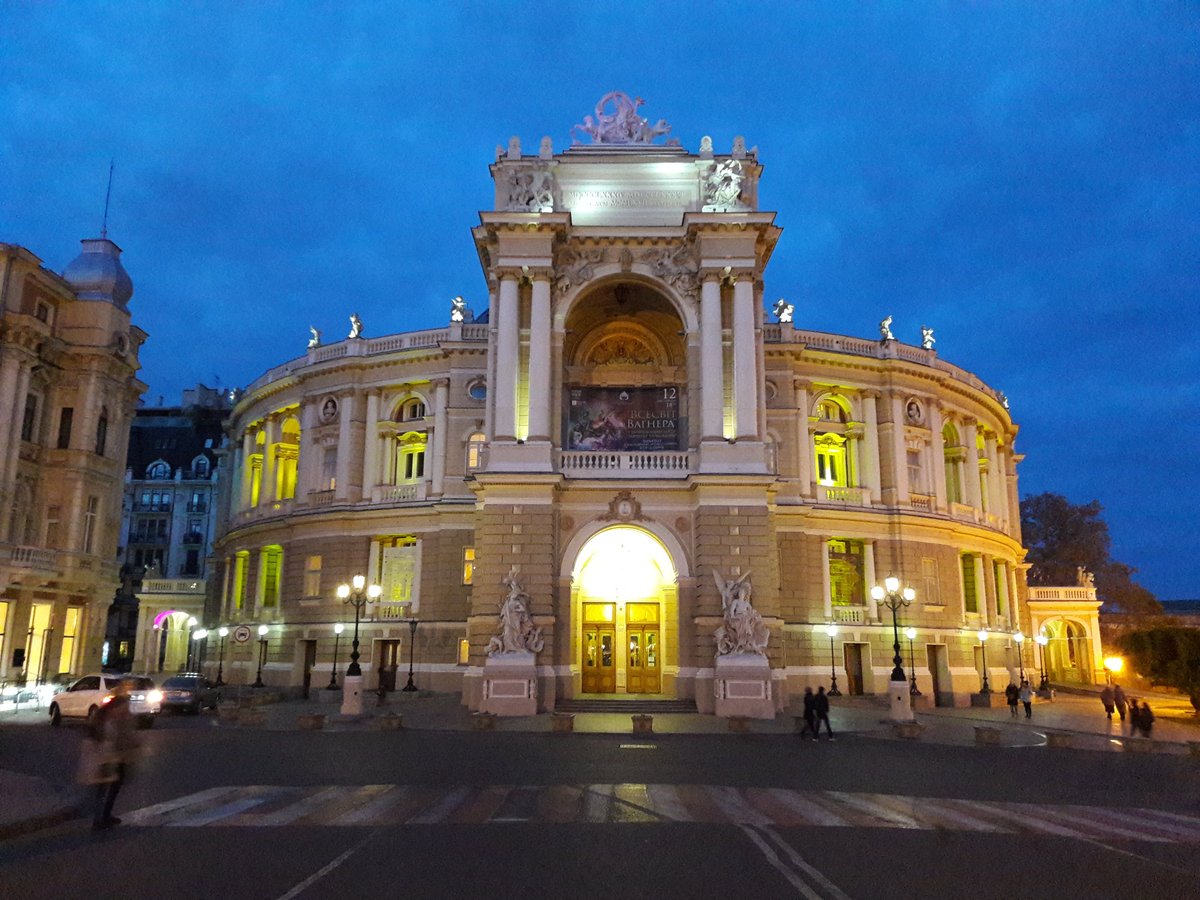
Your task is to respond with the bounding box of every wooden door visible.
[928,644,953,707]
[377,640,400,692]
[625,627,661,694]
[844,643,865,695]
[301,640,317,699]
[582,626,616,693]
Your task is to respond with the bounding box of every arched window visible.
[192,455,210,478]
[147,460,171,480]
[402,399,427,421]
[466,431,486,471]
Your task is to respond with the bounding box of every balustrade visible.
[557,450,693,479]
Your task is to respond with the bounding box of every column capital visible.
[492,266,525,282]
[792,377,812,392]
[525,266,555,282]
[861,388,882,401]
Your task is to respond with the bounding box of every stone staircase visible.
[554,698,698,714]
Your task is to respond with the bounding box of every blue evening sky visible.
[2,3,1196,598]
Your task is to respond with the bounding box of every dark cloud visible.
[1,3,1196,597]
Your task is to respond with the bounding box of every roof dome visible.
[62,238,133,310]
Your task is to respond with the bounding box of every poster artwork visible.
[568,387,680,451]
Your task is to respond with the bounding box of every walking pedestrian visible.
[798,686,817,739]
[1005,681,1020,718]
[77,679,139,830]
[1018,680,1033,719]
[1113,684,1128,723]
[1100,683,1115,720]
[1137,702,1155,739]
[813,685,834,740]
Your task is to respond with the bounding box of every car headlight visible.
[148,690,164,704]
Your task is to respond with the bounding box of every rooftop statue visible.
[487,568,545,655]
[348,313,363,340]
[571,92,672,145]
[713,570,769,657]
[450,295,472,323]
[772,298,794,323]
[879,315,895,342]
[921,325,935,350]
[307,326,321,350]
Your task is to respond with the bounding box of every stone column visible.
[483,282,497,440]
[699,274,724,440]
[527,274,552,442]
[793,379,813,497]
[240,427,256,510]
[494,274,520,441]
[335,391,356,500]
[260,415,280,506]
[732,276,758,439]
[430,379,449,496]
[974,555,989,627]
[362,390,381,500]
[963,420,981,512]
[861,391,882,504]
[928,403,947,512]
[889,395,910,504]
[984,435,1001,519]
[820,538,832,619]
[864,541,879,621]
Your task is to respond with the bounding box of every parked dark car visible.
[159,674,221,714]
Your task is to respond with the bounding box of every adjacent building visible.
[0,237,146,688]
[212,95,1093,708]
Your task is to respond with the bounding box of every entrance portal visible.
[572,525,676,696]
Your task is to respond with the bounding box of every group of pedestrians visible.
[1004,680,1035,719]
[798,685,834,740]
[1100,682,1155,737]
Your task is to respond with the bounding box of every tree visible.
[1020,492,1160,615]
[1116,627,1200,713]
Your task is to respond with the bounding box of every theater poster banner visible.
[567,386,680,451]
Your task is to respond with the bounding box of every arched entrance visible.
[152,610,192,673]
[1042,618,1094,685]
[571,525,678,696]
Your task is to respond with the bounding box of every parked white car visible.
[48,674,162,728]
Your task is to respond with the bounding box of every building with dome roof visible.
[0,237,146,689]
[212,95,1103,711]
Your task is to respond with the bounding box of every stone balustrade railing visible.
[833,605,867,624]
[557,450,693,478]
[8,545,57,569]
[817,485,866,506]
[141,578,206,594]
[1028,587,1099,602]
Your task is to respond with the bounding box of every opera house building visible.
[213,96,1094,714]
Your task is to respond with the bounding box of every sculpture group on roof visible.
[571,92,673,145]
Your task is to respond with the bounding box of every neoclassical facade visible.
[0,238,146,688]
[214,97,1078,709]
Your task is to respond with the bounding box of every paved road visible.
[2,714,1198,899]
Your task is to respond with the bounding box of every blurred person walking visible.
[813,686,834,741]
[77,679,140,830]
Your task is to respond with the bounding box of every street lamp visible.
[215,627,229,686]
[402,619,420,692]
[871,576,917,721]
[824,623,841,696]
[1103,656,1124,685]
[1013,631,1026,683]
[1035,633,1049,692]
[193,629,208,675]
[977,630,991,694]
[327,623,344,690]
[904,627,922,696]
[337,574,382,716]
[252,624,269,688]
[186,616,198,670]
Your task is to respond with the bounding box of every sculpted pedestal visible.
[713,653,775,719]
[481,652,538,716]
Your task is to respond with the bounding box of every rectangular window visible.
[322,448,337,491]
[260,546,283,607]
[994,561,1009,619]
[56,408,73,449]
[184,549,200,575]
[961,553,978,614]
[907,449,922,494]
[827,539,865,606]
[20,394,38,442]
[59,607,81,675]
[403,450,425,481]
[95,413,108,456]
[461,547,475,586]
[234,551,249,609]
[82,496,99,554]
[304,555,322,598]
[920,557,940,606]
[45,506,61,549]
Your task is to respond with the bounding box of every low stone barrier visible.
[727,716,750,733]
[632,714,654,735]
[551,712,575,734]
[374,713,404,731]
[471,712,496,731]
[894,721,924,740]
[1045,731,1073,749]
[974,726,1001,746]
[297,713,326,731]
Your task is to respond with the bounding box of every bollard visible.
[551,712,575,734]
[632,714,654,735]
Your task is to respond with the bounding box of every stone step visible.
[554,699,697,714]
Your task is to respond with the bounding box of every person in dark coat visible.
[813,686,834,740]
[1113,684,1128,723]
[1137,702,1155,738]
[1005,682,1020,717]
[798,686,817,739]
[1100,684,1116,720]
[81,680,139,830]
[1018,680,1033,719]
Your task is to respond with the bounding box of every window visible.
[402,399,426,420]
[260,546,283,607]
[183,549,200,575]
[920,557,940,606]
[961,553,978,614]
[95,407,108,456]
[59,607,81,675]
[467,382,487,401]
[394,432,427,483]
[304,555,322,597]
[35,301,50,323]
[466,432,486,471]
[193,456,210,477]
[812,395,854,488]
[57,408,73,449]
[994,561,1009,619]
[45,506,61,549]
[147,461,171,479]
[321,447,337,491]
[233,551,249,609]
[814,433,849,486]
[82,496,99,554]
[462,547,475,585]
[828,539,865,607]
[20,394,38,442]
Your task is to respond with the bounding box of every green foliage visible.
[1020,492,1160,614]
[1116,627,1200,711]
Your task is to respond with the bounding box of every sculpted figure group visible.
[572,92,672,145]
[487,568,545,656]
[712,570,769,657]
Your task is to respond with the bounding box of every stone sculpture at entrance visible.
[487,568,544,655]
[711,569,774,719]
[712,570,769,656]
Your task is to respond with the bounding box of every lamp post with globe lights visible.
[215,627,229,686]
[402,618,420,692]
[327,623,344,690]
[193,628,208,675]
[185,616,198,670]
[1013,631,1027,683]
[252,625,269,688]
[977,630,992,694]
[824,623,841,696]
[904,627,921,696]
[871,576,917,721]
[1035,633,1050,691]
[337,575,382,715]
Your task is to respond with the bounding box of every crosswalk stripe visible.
[121,785,1200,844]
